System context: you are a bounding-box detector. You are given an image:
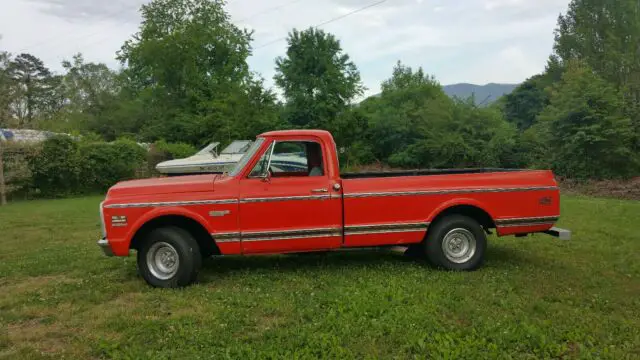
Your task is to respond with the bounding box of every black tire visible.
[424,215,486,271]
[137,227,202,288]
[404,244,425,259]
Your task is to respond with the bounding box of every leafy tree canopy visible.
[537,61,638,179]
[275,27,364,130]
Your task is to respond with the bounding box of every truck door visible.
[238,139,343,254]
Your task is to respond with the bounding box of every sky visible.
[0,0,571,97]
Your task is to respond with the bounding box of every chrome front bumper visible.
[98,238,114,257]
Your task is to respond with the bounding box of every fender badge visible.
[539,197,552,206]
[209,210,231,217]
[111,215,128,227]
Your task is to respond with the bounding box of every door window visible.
[247,141,324,178]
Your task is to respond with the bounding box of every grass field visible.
[0,196,639,359]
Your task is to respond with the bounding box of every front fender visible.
[106,206,214,256]
[125,206,214,244]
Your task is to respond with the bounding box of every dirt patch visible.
[255,313,282,332]
[84,292,145,322]
[559,177,640,201]
[0,275,80,300]
[6,319,69,354]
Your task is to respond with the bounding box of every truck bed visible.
[341,168,525,179]
[340,169,560,245]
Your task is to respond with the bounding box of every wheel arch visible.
[129,212,220,257]
[427,199,496,231]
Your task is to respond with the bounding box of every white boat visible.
[156,140,253,175]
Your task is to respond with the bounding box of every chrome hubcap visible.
[146,242,179,280]
[442,228,477,264]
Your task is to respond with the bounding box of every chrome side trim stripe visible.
[212,222,430,243]
[240,194,333,203]
[104,199,236,209]
[211,228,341,243]
[105,186,557,208]
[212,232,241,243]
[344,186,558,199]
[242,227,342,242]
[497,222,556,228]
[345,222,429,236]
[495,216,560,225]
[105,194,337,208]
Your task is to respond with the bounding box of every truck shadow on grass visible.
[200,250,414,276]
[194,245,549,281]
[485,245,546,268]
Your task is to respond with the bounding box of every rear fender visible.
[426,197,496,226]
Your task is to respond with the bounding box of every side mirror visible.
[260,170,271,183]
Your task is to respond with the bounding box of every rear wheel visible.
[137,227,202,288]
[424,215,486,271]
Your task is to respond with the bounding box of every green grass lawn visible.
[0,196,639,359]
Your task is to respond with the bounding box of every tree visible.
[360,62,451,164]
[537,61,638,179]
[502,56,565,131]
[0,50,14,128]
[274,28,364,131]
[61,54,119,114]
[555,0,640,144]
[40,54,122,134]
[555,0,640,92]
[381,61,438,94]
[8,53,55,126]
[358,62,517,169]
[117,0,274,145]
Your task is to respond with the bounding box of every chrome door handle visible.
[311,188,328,193]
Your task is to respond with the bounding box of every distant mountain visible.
[360,83,519,106]
[443,83,518,105]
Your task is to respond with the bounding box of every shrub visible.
[1,142,40,201]
[153,140,197,160]
[77,139,147,192]
[537,62,639,179]
[24,136,149,198]
[147,140,198,174]
[29,136,80,197]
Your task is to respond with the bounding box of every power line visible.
[253,0,389,50]
[35,0,308,62]
[236,0,305,23]
[477,95,493,107]
[22,0,388,64]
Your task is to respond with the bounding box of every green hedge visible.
[153,140,197,160]
[27,136,147,197]
[77,139,147,193]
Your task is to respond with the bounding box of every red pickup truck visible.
[98,130,570,287]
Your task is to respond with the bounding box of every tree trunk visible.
[0,141,6,206]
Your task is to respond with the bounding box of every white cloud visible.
[484,0,525,11]
[0,0,571,95]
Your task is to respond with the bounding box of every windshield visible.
[228,138,265,177]
[221,140,252,154]
[196,142,220,156]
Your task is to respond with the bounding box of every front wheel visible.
[137,227,202,288]
[424,215,487,271]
